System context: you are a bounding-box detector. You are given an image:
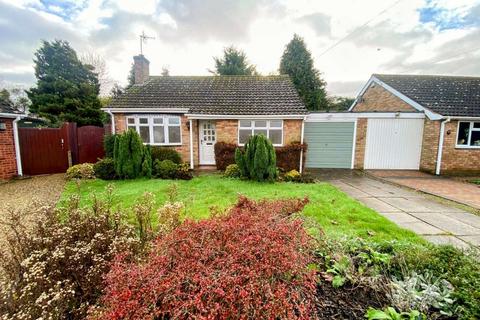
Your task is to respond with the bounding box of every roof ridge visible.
[373,73,480,80]
[148,75,290,79]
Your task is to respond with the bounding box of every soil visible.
[316,281,390,319]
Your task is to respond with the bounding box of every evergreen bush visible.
[113,129,144,179]
[93,158,116,180]
[141,145,152,178]
[235,134,277,181]
[103,134,118,158]
[151,147,182,164]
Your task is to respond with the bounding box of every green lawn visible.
[61,174,422,243]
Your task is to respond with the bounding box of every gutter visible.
[12,116,23,176]
[299,116,306,173]
[106,109,115,134]
[435,117,451,175]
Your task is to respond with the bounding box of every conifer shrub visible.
[113,129,145,179]
[93,196,316,320]
[235,134,277,181]
[141,145,152,178]
[103,134,118,158]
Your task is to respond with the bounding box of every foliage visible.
[279,34,328,111]
[224,163,242,178]
[151,146,182,164]
[93,158,116,180]
[214,141,237,170]
[327,96,355,111]
[125,63,135,90]
[103,134,118,158]
[153,159,178,179]
[113,129,144,179]
[26,40,103,126]
[156,201,184,234]
[132,192,156,244]
[390,272,455,316]
[94,197,316,320]
[276,142,307,171]
[141,145,152,178]
[284,169,301,181]
[175,162,193,180]
[365,307,426,320]
[65,163,95,180]
[211,46,257,75]
[0,193,138,320]
[235,134,277,181]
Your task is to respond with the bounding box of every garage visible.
[364,118,424,169]
[304,120,355,169]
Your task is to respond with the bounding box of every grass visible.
[61,174,423,243]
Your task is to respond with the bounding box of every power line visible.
[317,0,403,57]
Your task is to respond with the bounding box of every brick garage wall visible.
[420,119,440,173]
[352,85,417,112]
[354,118,367,169]
[0,118,18,180]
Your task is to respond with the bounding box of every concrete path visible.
[314,171,480,249]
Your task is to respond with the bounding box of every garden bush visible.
[93,158,116,180]
[284,169,315,183]
[103,134,118,158]
[235,134,277,181]
[276,142,307,172]
[141,145,152,178]
[113,129,146,179]
[0,195,139,320]
[153,159,178,179]
[214,141,237,170]
[93,196,316,320]
[175,162,193,180]
[224,163,241,178]
[151,146,182,164]
[65,163,95,180]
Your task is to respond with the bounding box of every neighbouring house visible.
[303,74,480,175]
[104,55,308,169]
[0,100,25,180]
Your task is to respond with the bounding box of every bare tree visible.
[80,52,114,96]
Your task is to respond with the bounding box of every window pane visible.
[471,131,480,146]
[254,120,267,128]
[139,118,148,124]
[474,122,480,129]
[139,126,150,143]
[457,122,470,145]
[239,120,251,128]
[153,118,163,124]
[127,125,136,131]
[269,129,282,145]
[153,126,165,143]
[253,129,268,137]
[239,129,252,144]
[168,126,181,143]
[127,118,135,124]
[270,120,282,128]
[168,117,180,125]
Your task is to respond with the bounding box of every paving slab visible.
[459,235,480,246]
[380,197,434,212]
[423,235,471,249]
[357,197,402,213]
[443,211,480,229]
[378,212,422,224]
[411,212,480,236]
[396,221,446,235]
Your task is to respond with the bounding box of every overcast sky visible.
[0,0,479,97]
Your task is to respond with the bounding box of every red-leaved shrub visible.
[214,141,237,170]
[276,142,307,172]
[94,196,317,320]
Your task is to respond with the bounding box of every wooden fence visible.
[19,123,106,175]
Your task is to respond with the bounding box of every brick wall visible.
[354,118,367,169]
[419,119,440,173]
[216,120,237,144]
[352,84,417,112]
[0,118,18,180]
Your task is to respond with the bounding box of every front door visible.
[199,120,216,165]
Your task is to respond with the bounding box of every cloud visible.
[297,12,331,36]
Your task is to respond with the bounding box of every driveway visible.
[309,170,480,249]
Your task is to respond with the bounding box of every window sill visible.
[144,143,183,147]
[455,145,480,150]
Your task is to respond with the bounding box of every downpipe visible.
[435,117,451,175]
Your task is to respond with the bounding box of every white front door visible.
[364,118,424,169]
[199,120,216,165]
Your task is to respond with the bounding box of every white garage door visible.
[364,118,424,169]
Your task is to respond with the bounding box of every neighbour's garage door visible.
[304,122,355,168]
[364,118,424,170]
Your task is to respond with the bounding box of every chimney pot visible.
[133,54,150,84]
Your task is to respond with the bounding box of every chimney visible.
[133,54,150,84]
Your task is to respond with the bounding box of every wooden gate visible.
[19,123,106,175]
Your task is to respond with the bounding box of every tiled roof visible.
[374,74,480,117]
[0,100,19,114]
[110,75,308,115]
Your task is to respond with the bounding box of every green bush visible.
[224,164,241,178]
[151,147,182,164]
[103,134,118,158]
[154,159,178,179]
[283,169,315,183]
[113,129,144,179]
[175,163,193,180]
[93,158,116,180]
[234,134,277,181]
[141,145,152,179]
[65,163,95,180]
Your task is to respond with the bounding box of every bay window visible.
[126,115,182,145]
[457,121,480,148]
[238,120,283,146]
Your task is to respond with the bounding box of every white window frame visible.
[237,120,284,146]
[126,114,182,146]
[456,121,480,149]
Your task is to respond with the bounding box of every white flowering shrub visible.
[0,194,140,320]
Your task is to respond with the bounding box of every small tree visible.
[211,46,257,76]
[235,134,277,181]
[114,129,145,179]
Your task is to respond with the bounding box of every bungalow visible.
[104,55,308,169]
[0,101,25,180]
